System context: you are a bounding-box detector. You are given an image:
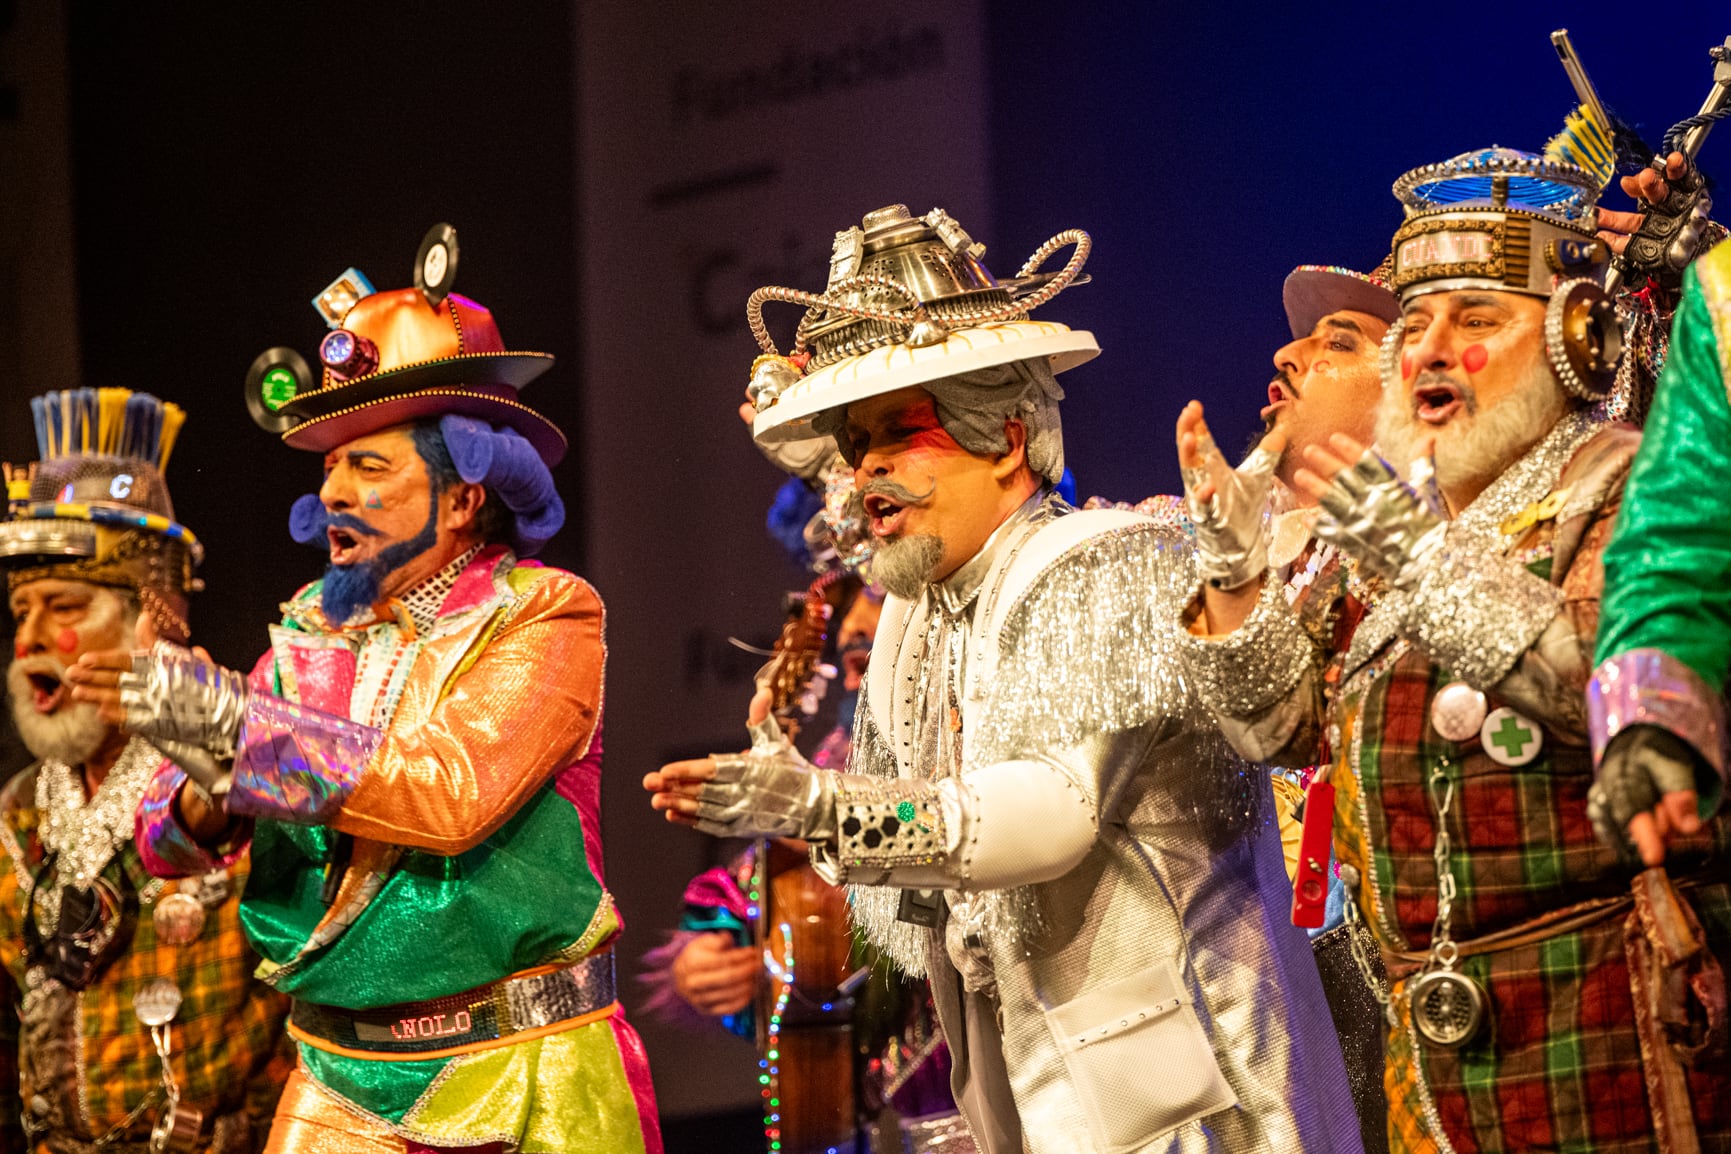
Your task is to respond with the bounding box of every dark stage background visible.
[2,2,1728,1146]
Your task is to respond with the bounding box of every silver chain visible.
[1340,870,1395,1023]
[1425,754,1462,972]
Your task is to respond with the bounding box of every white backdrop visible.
[576,2,990,1118]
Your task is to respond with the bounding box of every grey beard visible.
[1375,356,1568,495]
[871,533,945,599]
[7,666,111,767]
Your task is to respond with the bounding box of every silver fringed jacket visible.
[823,497,1363,1154]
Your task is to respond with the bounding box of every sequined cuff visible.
[1589,648,1728,783]
[1398,529,1564,688]
[227,694,382,824]
[1174,574,1314,719]
[134,762,249,878]
[833,777,949,873]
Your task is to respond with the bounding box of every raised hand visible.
[1176,401,1284,591]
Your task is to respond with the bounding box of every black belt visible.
[289,951,617,1056]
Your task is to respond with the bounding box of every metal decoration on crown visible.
[747,205,1100,443]
[1385,110,1626,401]
[243,222,568,466]
[0,390,202,643]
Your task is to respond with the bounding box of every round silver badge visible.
[1430,681,1488,743]
[132,978,184,1028]
[152,892,207,946]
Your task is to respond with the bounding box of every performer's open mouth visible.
[328,527,365,565]
[25,670,65,715]
[1261,377,1295,424]
[862,494,910,538]
[1414,381,1464,425]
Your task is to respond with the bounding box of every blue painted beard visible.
[289,490,442,626]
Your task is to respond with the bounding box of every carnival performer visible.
[1,389,290,1152]
[1177,143,1731,1152]
[1194,262,1403,1154]
[72,231,662,1153]
[647,205,1361,1153]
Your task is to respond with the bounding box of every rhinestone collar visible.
[36,737,161,893]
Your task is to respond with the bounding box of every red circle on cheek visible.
[1400,353,1414,380]
[55,629,79,654]
[12,643,25,661]
[1462,344,1488,373]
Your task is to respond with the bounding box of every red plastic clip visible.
[1290,768,1334,930]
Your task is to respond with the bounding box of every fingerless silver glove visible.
[1313,449,1446,588]
[120,643,249,795]
[1183,444,1280,591]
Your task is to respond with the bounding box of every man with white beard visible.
[1177,147,1731,1152]
[0,389,290,1151]
[649,205,1361,1153]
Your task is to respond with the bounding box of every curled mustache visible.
[288,493,386,548]
[844,476,938,521]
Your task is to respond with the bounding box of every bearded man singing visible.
[1177,145,1731,1152]
[648,205,1359,1153]
[72,234,661,1154]
[1,390,290,1152]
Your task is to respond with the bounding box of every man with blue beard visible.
[72,231,662,1153]
[648,205,1360,1153]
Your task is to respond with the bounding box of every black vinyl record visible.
[414,222,460,306]
[245,346,313,433]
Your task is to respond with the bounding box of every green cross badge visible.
[1479,707,1542,766]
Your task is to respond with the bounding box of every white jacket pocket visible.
[1044,959,1238,1151]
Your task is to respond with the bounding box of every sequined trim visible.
[1343,408,1604,677]
[1396,530,1564,687]
[549,890,617,964]
[1588,648,1729,778]
[1175,568,1315,719]
[835,778,949,871]
[1344,639,1414,952]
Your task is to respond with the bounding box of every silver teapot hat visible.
[745,205,1099,452]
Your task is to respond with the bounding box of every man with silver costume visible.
[648,205,1361,1153]
[1176,140,1731,1152]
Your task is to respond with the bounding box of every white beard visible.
[7,660,112,767]
[871,534,945,599]
[1375,354,1569,498]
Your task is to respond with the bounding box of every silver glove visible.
[1588,726,1706,856]
[120,643,249,761]
[1313,448,1446,587]
[695,748,836,841]
[1184,442,1279,591]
